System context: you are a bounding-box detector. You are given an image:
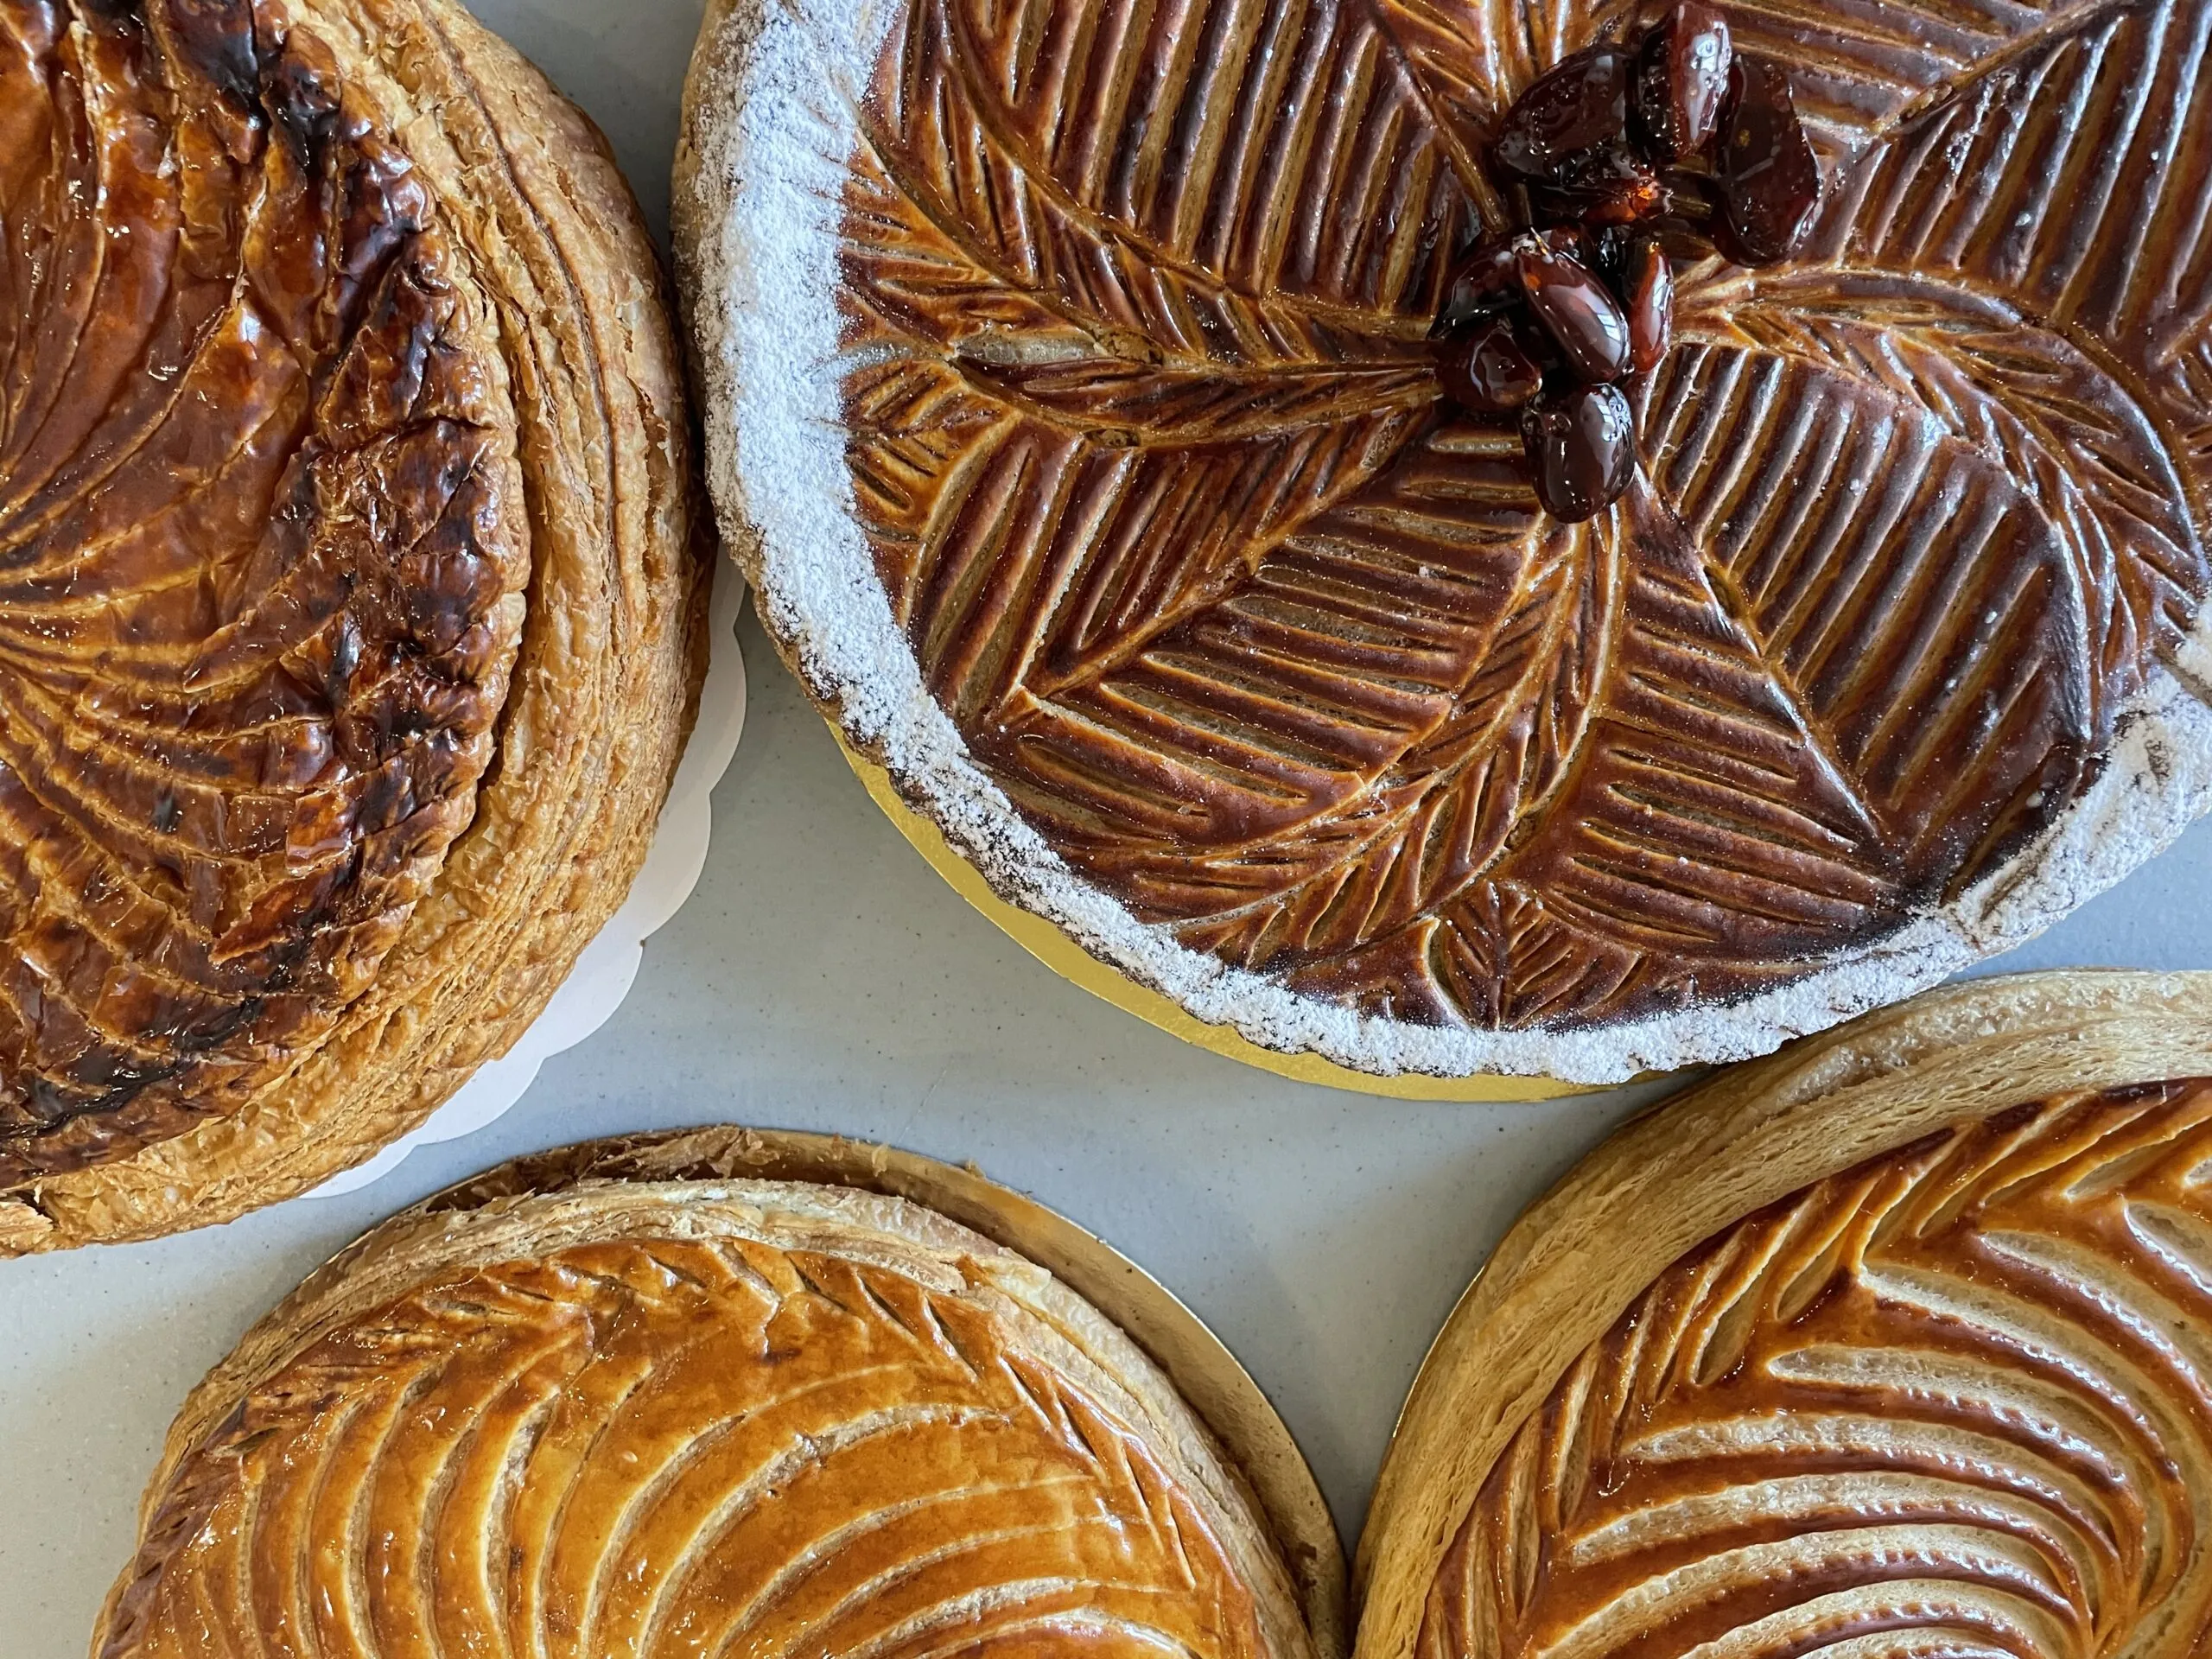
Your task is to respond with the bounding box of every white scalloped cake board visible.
[311,563,749,1198]
[683,0,2212,1087]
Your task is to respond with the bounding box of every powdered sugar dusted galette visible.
[676,0,2212,1082]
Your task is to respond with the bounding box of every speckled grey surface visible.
[4,2,2211,1649]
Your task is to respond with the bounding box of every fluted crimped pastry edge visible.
[1351,967,2212,1659]
[96,1125,1348,1659]
[0,0,710,1254]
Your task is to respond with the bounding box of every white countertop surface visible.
[8,2,2212,1649]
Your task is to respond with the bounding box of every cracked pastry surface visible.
[0,0,707,1250]
[1355,972,2212,1659]
[677,0,2212,1081]
[93,1164,1321,1659]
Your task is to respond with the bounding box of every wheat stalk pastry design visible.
[680,0,2212,1078]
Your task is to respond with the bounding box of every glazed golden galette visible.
[1358,971,2212,1659]
[0,0,705,1249]
[98,1132,1330,1659]
[678,0,2212,1080]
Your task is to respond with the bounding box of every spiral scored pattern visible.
[1421,1080,2212,1659]
[99,1194,1301,1659]
[0,0,526,1183]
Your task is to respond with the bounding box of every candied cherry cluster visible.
[1434,5,1823,521]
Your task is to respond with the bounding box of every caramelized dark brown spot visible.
[0,3,519,1180]
[160,0,261,111]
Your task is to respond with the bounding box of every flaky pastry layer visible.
[1,0,709,1250]
[1357,970,2212,1659]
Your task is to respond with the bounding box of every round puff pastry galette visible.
[96,1129,1334,1659]
[0,0,707,1250]
[677,0,2212,1082]
[1357,970,2212,1659]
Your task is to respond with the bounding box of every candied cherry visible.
[1624,236,1673,372]
[1440,315,1547,413]
[1459,21,1819,520]
[1433,238,1520,335]
[1491,47,1636,184]
[1516,238,1632,383]
[1532,151,1668,226]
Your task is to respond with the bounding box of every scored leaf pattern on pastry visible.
[1420,1080,2212,1659]
[836,0,2212,1029]
[99,1236,1274,1659]
[0,1,524,1178]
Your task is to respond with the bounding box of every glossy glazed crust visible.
[93,1149,1321,1659]
[1353,969,2212,1659]
[1421,1081,2212,1658]
[677,0,2212,1084]
[0,0,709,1252]
[425,1127,1352,1656]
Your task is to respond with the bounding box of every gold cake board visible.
[836,732,1581,1103]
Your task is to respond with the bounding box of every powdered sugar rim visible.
[678,0,2212,1085]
